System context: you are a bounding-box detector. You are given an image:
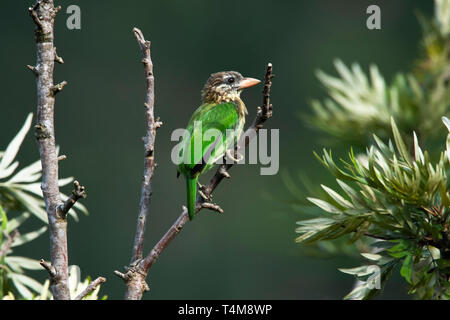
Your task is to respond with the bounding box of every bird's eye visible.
[227,77,235,84]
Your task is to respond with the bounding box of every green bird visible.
[177,71,261,220]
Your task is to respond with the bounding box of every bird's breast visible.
[234,98,247,121]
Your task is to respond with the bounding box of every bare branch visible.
[117,27,161,300]
[74,277,106,300]
[0,230,19,260]
[141,208,189,272]
[29,0,70,300]
[28,0,92,300]
[129,27,159,264]
[26,1,104,301]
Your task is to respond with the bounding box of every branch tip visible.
[40,259,56,277]
[54,48,64,64]
[27,65,39,76]
[28,5,43,29]
[52,5,62,17]
[51,81,68,96]
[133,28,148,45]
[155,117,163,129]
[73,180,87,197]
[0,230,19,260]
[58,180,86,218]
[114,270,129,281]
[74,277,106,300]
[219,166,231,179]
[201,202,224,214]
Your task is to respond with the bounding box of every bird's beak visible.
[238,77,261,89]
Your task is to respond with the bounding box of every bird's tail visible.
[185,175,198,220]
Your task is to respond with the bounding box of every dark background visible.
[0,0,432,299]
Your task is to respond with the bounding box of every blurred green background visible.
[0,0,433,299]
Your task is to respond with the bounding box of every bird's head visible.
[201,71,260,104]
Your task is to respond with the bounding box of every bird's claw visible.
[197,181,212,201]
[226,149,243,163]
[198,189,209,201]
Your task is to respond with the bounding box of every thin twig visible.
[113,270,129,281]
[58,180,87,218]
[117,27,162,300]
[28,3,43,29]
[26,65,39,76]
[129,28,160,265]
[0,230,19,260]
[39,259,56,278]
[141,208,189,272]
[54,47,64,64]
[51,81,68,96]
[74,277,106,300]
[201,202,224,213]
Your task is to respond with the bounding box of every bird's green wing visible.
[178,102,240,176]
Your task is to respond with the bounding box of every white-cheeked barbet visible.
[177,71,260,220]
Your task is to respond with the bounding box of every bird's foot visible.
[197,181,212,201]
[225,149,243,163]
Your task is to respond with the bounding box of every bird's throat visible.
[203,90,247,120]
[234,97,248,120]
